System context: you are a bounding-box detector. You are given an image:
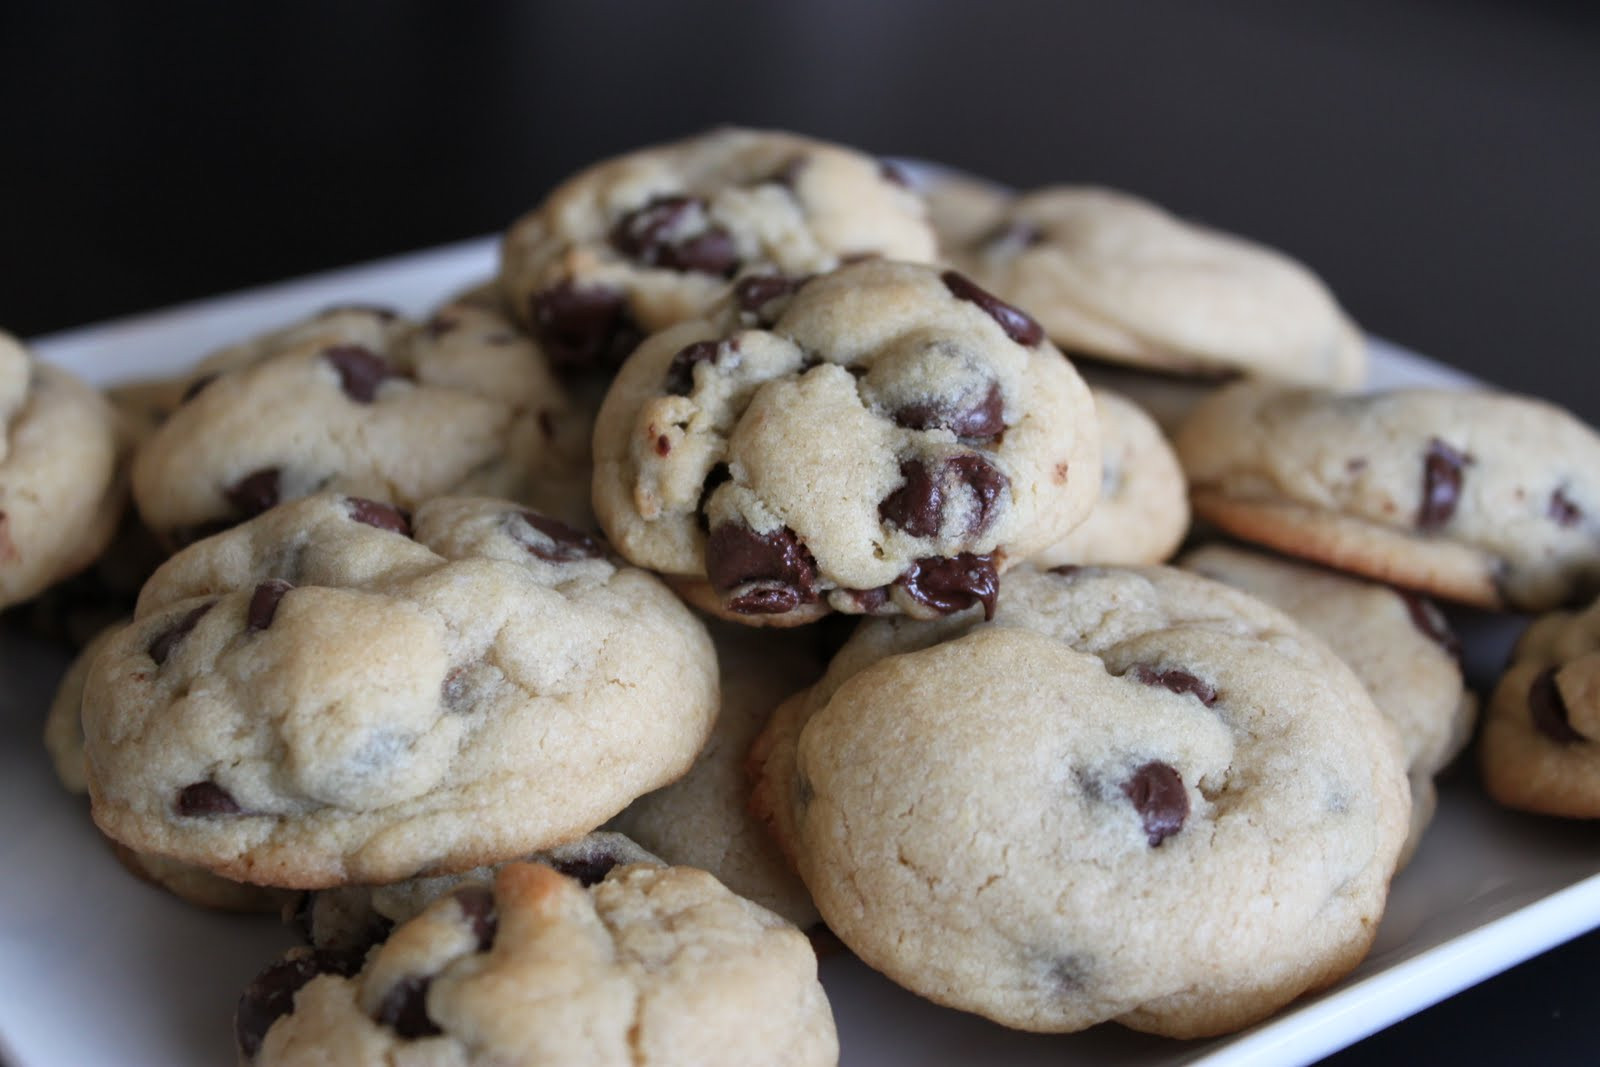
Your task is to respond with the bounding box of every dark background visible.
[3,1,1598,1062]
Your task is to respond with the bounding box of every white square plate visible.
[3,236,1598,1067]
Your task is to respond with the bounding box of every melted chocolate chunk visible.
[511,511,602,562]
[551,850,621,887]
[894,381,1006,440]
[236,951,361,1059]
[322,345,397,403]
[226,468,282,518]
[1529,666,1586,744]
[733,274,808,322]
[1549,487,1584,528]
[175,780,241,817]
[1418,438,1470,531]
[844,586,891,614]
[878,459,942,538]
[452,886,498,952]
[695,463,732,534]
[374,975,441,1040]
[896,553,999,619]
[665,340,720,396]
[1396,590,1462,659]
[1122,761,1188,847]
[149,602,215,665]
[705,523,819,614]
[609,195,738,276]
[247,579,293,632]
[530,281,641,373]
[946,453,1008,536]
[1128,665,1218,707]
[941,270,1044,347]
[180,373,218,405]
[346,497,411,536]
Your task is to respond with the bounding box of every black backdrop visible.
[3,2,1598,1062]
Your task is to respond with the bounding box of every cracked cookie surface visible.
[241,860,837,1067]
[751,564,1408,1038]
[948,186,1366,386]
[82,493,718,888]
[1176,384,1600,611]
[131,301,587,548]
[1481,599,1600,818]
[593,259,1099,625]
[0,332,123,609]
[500,126,937,377]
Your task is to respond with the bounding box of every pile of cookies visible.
[12,126,1600,1063]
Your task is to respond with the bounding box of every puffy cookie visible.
[131,301,587,548]
[593,259,1100,625]
[45,622,291,912]
[238,860,837,1067]
[1030,388,1187,567]
[752,565,1408,1038]
[0,332,123,609]
[1182,543,1476,861]
[949,186,1365,387]
[608,625,823,927]
[1481,599,1600,817]
[1176,384,1600,612]
[83,493,718,887]
[500,126,938,376]
[295,832,661,958]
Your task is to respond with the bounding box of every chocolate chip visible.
[1396,590,1462,659]
[346,497,412,536]
[452,886,497,952]
[1549,487,1583,528]
[247,579,294,632]
[878,455,1007,539]
[1529,666,1586,744]
[529,281,641,373]
[843,586,891,614]
[878,459,942,538]
[511,511,602,562]
[894,381,1006,440]
[705,523,819,615]
[322,345,397,404]
[226,468,281,518]
[896,553,999,619]
[1122,761,1188,846]
[665,340,720,395]
[1418,438,1470,531]
[180,373,218,405]
[550,851,621,887]
[149,602,215,665]
[609,195,738,276]
[236,951,360,1059]
[878,159,913,188]
[175,780,241,817]
[733,274,809,323]
[941,270,1044,347]
[374,975,441,1040]
[1128,665,1218,707]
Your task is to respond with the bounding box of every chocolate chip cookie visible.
[593,259,1100,625]
[239,860,837,1066]
[949,186,1367,387]
[500,126,938,377]
[1481,598,1600,818]
[82,493,718,888]
[608,624,824,927]
[751,564,1408,1038]
[1176,383,1600,612]
[0,332,124,609]
[1182,543,1475,861]
[131,301,587,548]
[1031,388,1188,567]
